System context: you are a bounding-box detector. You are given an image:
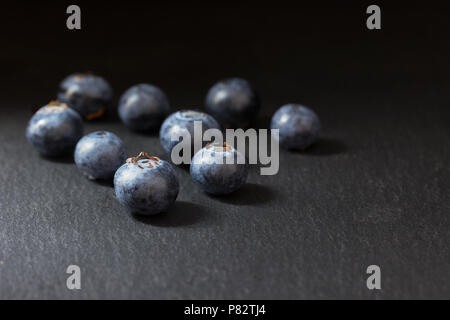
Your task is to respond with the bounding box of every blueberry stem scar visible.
[126,152,160,169]
[37,100,69,114]
[85,107,105,120]
[48,100,62,106]
[206,141,232,151]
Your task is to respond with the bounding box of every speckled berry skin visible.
[26,102,83,157]
[118,84,170,132]
[270,104,320,150]
[74,131,127,180]
[190,143,248,195]
[159,110,220,157]
[114,153,179,215]
[57,73,113,120]
[205,78,260,128]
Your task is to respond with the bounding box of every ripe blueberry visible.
[74,131,127,180]
[159,110,220,158]
[114,152,179,215]
[118,84,170,132]
[205,78,260,128]
[190,142,248,195]
[26,101,83,157]
[58,73,113,120]
[270,104,320,150]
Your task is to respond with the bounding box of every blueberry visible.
[118,84,170,132]
[190,143,248,195]
[159,110,220,158]
[205,78,260,128]
[270,104,320,150]
[26,101,83,156]
[114,152,179,215]
[58,73,113,120]
[74,131,127,180]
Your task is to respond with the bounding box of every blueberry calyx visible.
[85,107,105,120]
[74,72,92,80]
[38,100,68,114]
[126,152,161,169]
[206,141,232,152]
[176,110,205,120]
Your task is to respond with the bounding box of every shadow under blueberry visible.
[131,201,208,227]
[178,163,191,172]
[253,114,272,130]
[129,128,159,137]
[207,183,276,206]
[86,110,121,124]
[40,153,74,164]
[91,179,114,188]
[302,137,348,156]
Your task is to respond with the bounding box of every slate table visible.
[0,2,449,299]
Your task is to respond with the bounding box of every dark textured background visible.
[0,1,449,299]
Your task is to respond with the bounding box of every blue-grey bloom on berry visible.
[118,84,170,132]
[26,101,83,156]
[190,142,248,195]
[114,153,179,215]
[205,78,260,128]
[159,110,220,159]
[270,104,320,150]
[74,131,127,180]
[58,73,113,120]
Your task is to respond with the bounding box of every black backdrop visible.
[0,1,449,299]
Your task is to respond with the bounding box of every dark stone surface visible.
[0,2,449,299]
